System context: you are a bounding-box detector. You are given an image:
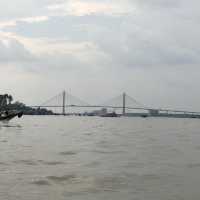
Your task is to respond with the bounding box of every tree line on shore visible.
[0,94,53,115]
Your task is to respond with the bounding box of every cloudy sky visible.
[0,0,199,110]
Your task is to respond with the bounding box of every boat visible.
[141,114,148,118]
[0,94,23,121]
[0,110,23,121]
[100,112,119,117]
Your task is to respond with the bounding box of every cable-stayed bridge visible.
[29,91,200,118]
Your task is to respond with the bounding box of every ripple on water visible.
[13,160,38,166]
[31,174,77,186]
[52,175,128,198]
[187,163,200,169]
[85,161,101,167]
[141,173,162,180]
[195,145,200,150]
[38,160,65,166]
[59,151,77,156]
[47,174,76,184]
[31,179,51,186]
[61,175,129,197]
[0,140,8,143]
[59,172,182,197]
[92,150,125,154]
[94,176,128,192]
[125,161,145,169]
[0,162,8,166]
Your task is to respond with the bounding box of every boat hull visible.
[100,112,119,117]
[0,111,23,121]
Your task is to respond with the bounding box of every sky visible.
[0,0,200,111]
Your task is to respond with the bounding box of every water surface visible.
[0,116,200,200]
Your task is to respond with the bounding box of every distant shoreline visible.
[23,113,200,119]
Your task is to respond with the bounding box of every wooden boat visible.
[0,110,23,121]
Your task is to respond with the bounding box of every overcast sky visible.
[0,0,199,110]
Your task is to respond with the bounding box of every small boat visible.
[0,94,23,121]
[141,114,148,118]
[100,112,119,117]
[0,110,23,121]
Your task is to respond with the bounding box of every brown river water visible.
[0,116,200,200]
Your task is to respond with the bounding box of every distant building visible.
[93,108,107,116]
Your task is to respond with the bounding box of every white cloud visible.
[20,16,49,23]
[0,0,200,110]
[47,0,135,16]
[0,20,17,28]
[0,33,34,62]
[0,16,49,29]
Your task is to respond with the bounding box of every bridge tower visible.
[122,92,126,116]
[62,91,66,115]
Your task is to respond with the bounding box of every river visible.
[0,116,200,200]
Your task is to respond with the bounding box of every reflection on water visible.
[0,116,200,199]
[59,151,78,156]
[0,123,22,128]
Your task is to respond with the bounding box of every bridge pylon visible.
[122,92,126,116]
[62,90,66,115]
